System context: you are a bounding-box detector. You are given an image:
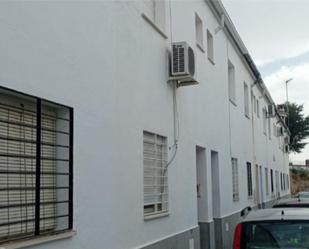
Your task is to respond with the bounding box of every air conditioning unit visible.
[268,104,276,117]
[277,104,287,118]
[170,42,198,87]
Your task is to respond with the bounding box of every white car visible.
[233,208,309,249]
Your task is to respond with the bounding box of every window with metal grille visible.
[143,131,168,218]
[265,168,269,195]
[0,87,73,244]
[246,162,252,197]
[232,158,239,202]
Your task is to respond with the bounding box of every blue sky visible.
[222,0,309,163]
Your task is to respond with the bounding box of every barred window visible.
[0,87,73,244]
[232,158,239,202]
[246,162,252,197]
[143,131,168,218]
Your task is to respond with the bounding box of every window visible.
[263,108,267,135]
[242,221,309,249]
[207,29,214,62]
[270,169,274,193]
[228,60,236,104]
[142,0,166,36]
[253,95,257,113]
[0,87,73,243]
[244,83,249,117]
[273,123,277,137]
[268,117,271,140]
[232,158,239,201]
[280,173,283,191]
[265,168,269,195]
[246,162,253,197]
[143,131,168,218]
[256,99,260,118]
[195,13,204,51]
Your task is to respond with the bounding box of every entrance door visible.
[259,166,264,206]
[196,146,207,222]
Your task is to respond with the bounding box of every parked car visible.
[233,208,309,249]
[297,191,309,199]
[273,198,309,208]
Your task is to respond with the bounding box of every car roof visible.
[273,198,309,206]
[243,208,309,222]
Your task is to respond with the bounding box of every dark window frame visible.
[0,85,74,243]
[247,162,253,197]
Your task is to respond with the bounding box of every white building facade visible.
[0,1,290,249]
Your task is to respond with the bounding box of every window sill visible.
[0,231,76,249]
[208,57,215,65]
[144,212,169,221]
[141,14,168,39]
[229,99,237,107]
[196,43,205,53]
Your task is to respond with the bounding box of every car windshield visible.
[242,221,309,249]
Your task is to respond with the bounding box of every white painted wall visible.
[0,1,289,249]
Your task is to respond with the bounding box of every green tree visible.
[287,102,309,153]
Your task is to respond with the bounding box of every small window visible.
[143,131,168,218]
[207,29,214,62]
[195,13,204,51]
[268,117,272,140]
[263,108,267,135]
[142,0,166,36]
[228,60,236,104]
[256,99,260,118]
[253,95,257,113]
[265,168,269,195]
[232,158,239,202]
[247,162,253,197]
[244,82,249,117]
[273,123,277,137]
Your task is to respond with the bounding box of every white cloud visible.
[221,0,309,162]
[264,63,309,162]
[222,0,309,65]
[264,63,309,116]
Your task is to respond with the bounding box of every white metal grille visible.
[143,131,168,217]
[231,158,239,202]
